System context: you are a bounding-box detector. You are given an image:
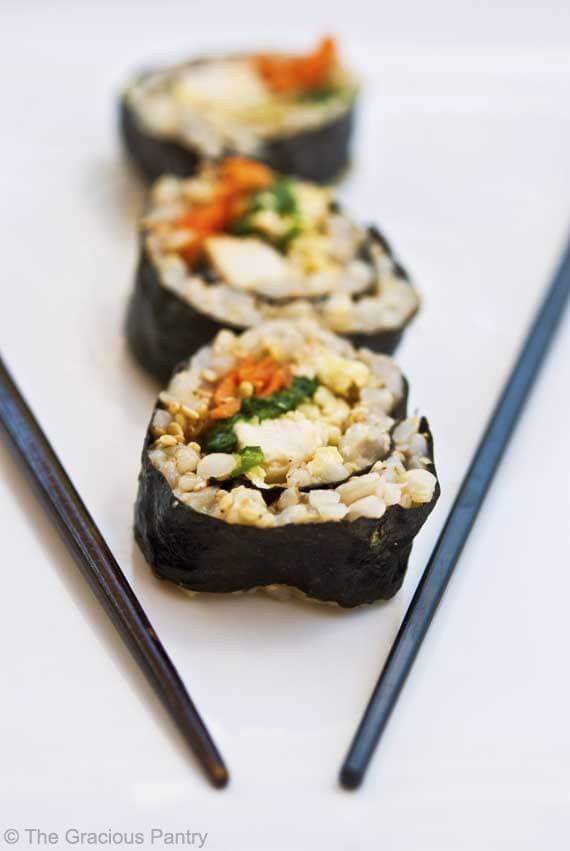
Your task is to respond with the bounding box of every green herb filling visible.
[231,177,301,244]
[232,446,265,477]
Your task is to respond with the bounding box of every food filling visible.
[147,320,437,527]
[125,37,357,157]
[142,158,419,335]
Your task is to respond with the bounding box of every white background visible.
[0,1,569,849]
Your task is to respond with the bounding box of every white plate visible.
[0,2,569,849]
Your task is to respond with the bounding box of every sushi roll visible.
[127,157,419,383]
[120,36,357,183]
[134,320,439,608]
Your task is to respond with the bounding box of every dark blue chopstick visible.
[0,355,229,788]
[340,236,570,790]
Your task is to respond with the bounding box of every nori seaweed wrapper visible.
[120,96,201,183]
[125,243,243,385]
[126,227,416,384]
[134,416,439,608]
[119,74,355,184]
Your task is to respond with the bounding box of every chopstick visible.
[0,354,229,789]
[340,237,570,790]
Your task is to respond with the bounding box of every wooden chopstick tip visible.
[339,763,363,791]
[210,763,230,789]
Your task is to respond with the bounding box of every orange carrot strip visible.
[213,373,239,406]
[256,374,281,398]
[220,158,273,192]
[256,365,293,397]
[171,159,274,265]
[210,355,292,418]
[176,197,232,233]
[210,398,241,420]
[297,36,336,89]
[254,36,337,94]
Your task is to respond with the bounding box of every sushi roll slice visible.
[120,36,357,183]
[134,320,439,608]
[127,157,419,383]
